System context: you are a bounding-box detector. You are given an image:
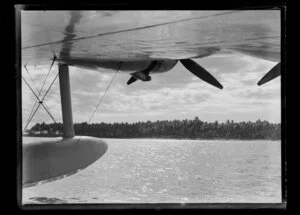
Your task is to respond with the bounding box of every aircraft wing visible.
[21,10,280,68]
[20,10,281,187]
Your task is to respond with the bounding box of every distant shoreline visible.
[24,119,281,140]
[23,134,280,141]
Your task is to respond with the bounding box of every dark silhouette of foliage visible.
[26,117,281,140]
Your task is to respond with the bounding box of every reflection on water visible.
[22,138,281,204]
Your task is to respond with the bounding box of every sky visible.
[21,52,281,129]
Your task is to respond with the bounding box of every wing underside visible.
[21,10,280,70]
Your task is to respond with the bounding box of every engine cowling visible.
[149,60,178,74]
[59,57,178,74]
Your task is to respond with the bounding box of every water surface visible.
[22,138,281,204]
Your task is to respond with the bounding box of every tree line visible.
[26,117,281,140]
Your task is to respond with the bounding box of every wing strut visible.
[58,64,75,138]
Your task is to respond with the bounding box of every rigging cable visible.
[35,55,57,100]
[22,71,60,132]
[87,63,121,124]
[22,11,239,49]
[23,55,57,129]
[22,76,56,132]
[76,62,122,144]
[38,55,57,98]
[23,64,53,128]
[24,64,40,95]
[24,65,41,127]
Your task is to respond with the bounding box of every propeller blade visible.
[257,62,281,86]
[127,76,138,85]
[180,59,223,89]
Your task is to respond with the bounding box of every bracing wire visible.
[24,99,54,132]
[23,64,54,129]
[25,101,39,130]
[24,58,120,136]
[87,63,121,124]
[40,72,59,102]
[41,104,58,124]
[24,64,40,95]
[23,55,56,131]
[22,11,238,50]
[37,55,57,100]
[76,62,122,143]
[23,103,41,132]
[23,65,40,127]
[22,71,60,132]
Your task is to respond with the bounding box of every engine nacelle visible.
[59,57,178,74]
[150,60,178,74]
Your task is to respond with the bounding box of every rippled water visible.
[22,138,281,204]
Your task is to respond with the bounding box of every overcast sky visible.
[22,52,280,129]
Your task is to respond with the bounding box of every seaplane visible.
[20,10,281,187]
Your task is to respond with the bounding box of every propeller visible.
[180,59,223,89]
[126,59,223,89]
[127,76,138,85]
[257,62,281,86]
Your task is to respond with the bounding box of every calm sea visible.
[22,138,281,204]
